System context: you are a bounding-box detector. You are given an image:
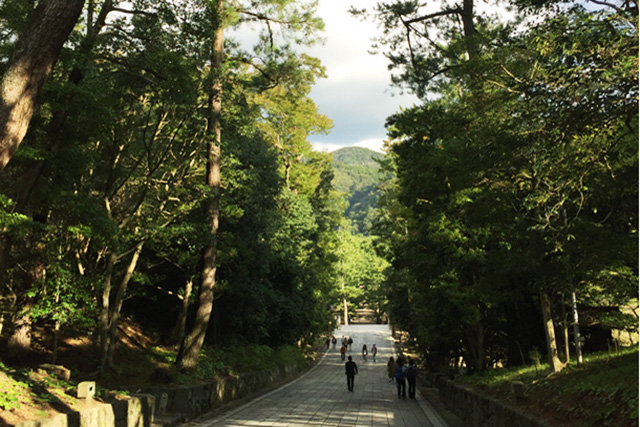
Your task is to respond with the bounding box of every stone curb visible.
[136,361,309,421]
[426,373,550,427]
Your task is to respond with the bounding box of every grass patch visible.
[197,344,307,378]
[456,346,639,426]
[0,362,103,425]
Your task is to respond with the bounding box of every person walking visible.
[347,336,353,351]
[362,344,368,361]
[386,356,395,382]
[340,343,347,361]
[345,355,358,391]
[395,357,406,398]
[406,358,418,399]
[371,344,377,362]
[331,336,337,348]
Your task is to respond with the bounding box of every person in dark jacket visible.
[406,358,418,398]
[386,356,395,382]
[345,355,358,391]
[395,357,406,398]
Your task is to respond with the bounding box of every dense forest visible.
[364,0,638,372]
[0,0,637,381]
[0,0,347,373]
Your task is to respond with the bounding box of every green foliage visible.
[28,262,95,329]
[0,195,36,238]
[336,228,389,315]
[201,344,306,377]
[0,392,20,411]
[0,0,340,372]
[370,0,638,372]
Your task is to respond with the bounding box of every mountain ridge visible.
[331,147,386,234]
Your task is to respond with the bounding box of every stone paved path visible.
[188,324,448,427]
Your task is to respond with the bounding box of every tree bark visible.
[172,278,193,345]
[176,0,223,370]
[52,290,61,364]
[341,273,349,325]
[461,0,478,60]
[571,290,583,364]
[562,304,570,363]
[0,0,85,170]
[98,251,116,375]
[539,291,565,373]
[7,303,33,363]
[7,0,115,213]
[468,322,485,372]
[105,241,143,368]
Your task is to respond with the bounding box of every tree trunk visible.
[539,291,565,373]
[105,241,143,368]
[571,290,583,364]
[461,0,478,60]
[284,159,291,189]
[0,0,107,286]
[98,251,116,375]
[562,317,570,363]
[341,273,349,325]
[176,0,223,370]
[475,322,485,371]
[172,278,193,345]
[0,0,85,170]
[560,294,570,363]
[0,234,10,293]
[8,0,115,220]
[464,322,485,372]
[7,304,33,363]
[52,289,61,364]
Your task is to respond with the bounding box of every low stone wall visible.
[144,362,306,419]
[425,373,549,427]
[14,394,155,427]
[13,361,308,427]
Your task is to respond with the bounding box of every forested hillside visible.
[332,147,386,234]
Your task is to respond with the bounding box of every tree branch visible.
[404,8,461,25]
[239,9,308,26]
[586,0,625,13]
[111,7,157,18]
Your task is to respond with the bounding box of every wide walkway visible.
[188,324,448,427]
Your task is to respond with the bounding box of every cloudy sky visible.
[303,0,418,153]
[230,1,419,153]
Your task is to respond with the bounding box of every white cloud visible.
[312,137,386,154]
[312,142,344,153]
[353,138,386,152]
[305,0,418,148]
[229,0,419,151]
